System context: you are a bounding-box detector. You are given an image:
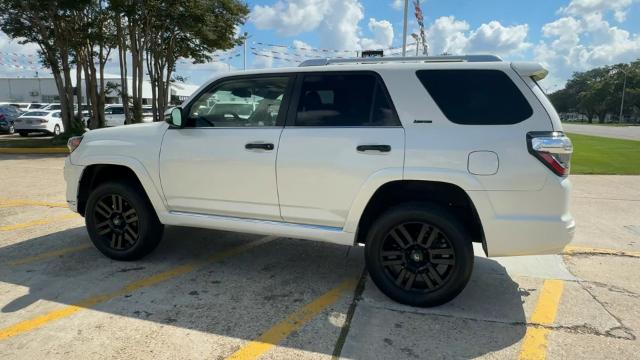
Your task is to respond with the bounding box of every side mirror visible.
[167,107,183,127]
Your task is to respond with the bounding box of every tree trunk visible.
[116,16,130,123]
[76,62,83,122]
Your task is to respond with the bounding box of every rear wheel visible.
[53,124,61,136]
[85,181,163,261]
[8,124,15,134]
[365,203,474,307]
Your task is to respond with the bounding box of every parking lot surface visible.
[1,153,639,359]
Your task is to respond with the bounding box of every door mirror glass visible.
[170,107,183,127]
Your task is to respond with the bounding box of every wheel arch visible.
[76,158,166,217]
[350,179,487,254]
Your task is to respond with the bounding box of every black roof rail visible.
[298,55,503,67]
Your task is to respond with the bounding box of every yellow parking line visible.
[518,279,565,360]
[7,244,93,266]
[226,277,358,360]
[0,198,68,209]
[0,213,79,232]
[564,245,640,258]
[0,235,276,341]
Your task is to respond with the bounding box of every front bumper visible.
[63,157,85,213]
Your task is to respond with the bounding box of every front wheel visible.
[85,181,164,261]
[365,203,474,307]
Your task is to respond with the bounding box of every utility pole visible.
[402,0,408,57]
[243,32,249,71]
[619,69,628,123]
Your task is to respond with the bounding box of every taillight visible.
[527,131,573,176]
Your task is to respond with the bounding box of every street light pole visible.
[619,70,628,123]
[402,0,408,57]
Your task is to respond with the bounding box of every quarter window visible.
[187,76,290,128]
[294,73,400,126]
[416,70,533,125]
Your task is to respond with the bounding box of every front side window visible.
[416,69,533,125]
[295,73,400,126]
[187,76,290,128]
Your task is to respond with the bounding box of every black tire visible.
[8,124,15,134]
[365,203,474,307]
[18,132,28,137]
[85,181,164,261]
[53,124,61,136]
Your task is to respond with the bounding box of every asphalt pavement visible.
[0,153,639,359]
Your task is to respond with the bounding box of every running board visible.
[160,211,355,246]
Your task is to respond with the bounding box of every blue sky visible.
[1,0,639,91]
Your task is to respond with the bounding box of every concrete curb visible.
[0,147,69,154]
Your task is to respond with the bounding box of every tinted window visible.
[111,107,124,115]
[295,73,400,126]
[24,111,49,117]
[187,76,290,128]
[416,70,533,125]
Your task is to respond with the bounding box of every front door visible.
[159,75,293,221]
[276,72,405,228]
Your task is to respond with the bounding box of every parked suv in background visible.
[0,105,22,134]
[64,55,575,307]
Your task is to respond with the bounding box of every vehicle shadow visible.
[0,226,527,358]
[340,251,528,359]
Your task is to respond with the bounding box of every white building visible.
[0,71,199,105]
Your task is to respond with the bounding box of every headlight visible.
[67,136,83,153]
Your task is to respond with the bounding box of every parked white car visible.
[64,55,575,307]
[43,103,61,111]
[14,110,64,136]
[104,104,128,127]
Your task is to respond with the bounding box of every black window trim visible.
[284,70,402,128]
[415,69,534,126]
[179,73,297,129]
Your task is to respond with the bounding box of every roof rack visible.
[298,55,503,67]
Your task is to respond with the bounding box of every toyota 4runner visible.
[64,55,575,307]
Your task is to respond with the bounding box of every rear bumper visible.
[469,175,575,257]
[63,157,85,213]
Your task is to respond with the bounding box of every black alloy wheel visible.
[86,181,163,261]
[380,222,455,292]
[93,194,140,251]
[365,203,474,307]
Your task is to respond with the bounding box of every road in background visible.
[562,123,640,140]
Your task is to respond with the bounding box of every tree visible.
[549,60,640,123]
[0,0,88,134]
[144,0,248,121]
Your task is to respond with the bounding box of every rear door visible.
[276,71,405,228]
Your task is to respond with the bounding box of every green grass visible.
[567,133,640,175]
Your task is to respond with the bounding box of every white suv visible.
[64,56,575,307]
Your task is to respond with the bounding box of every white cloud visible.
[534,11,640,90]
[251,0,331,36]
[361,18,394,50]
[559,0,635,22]
[391,0,404,10]
[422,16,531,56]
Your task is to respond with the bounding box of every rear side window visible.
[416,70,533,125]
[294,73,400,127]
